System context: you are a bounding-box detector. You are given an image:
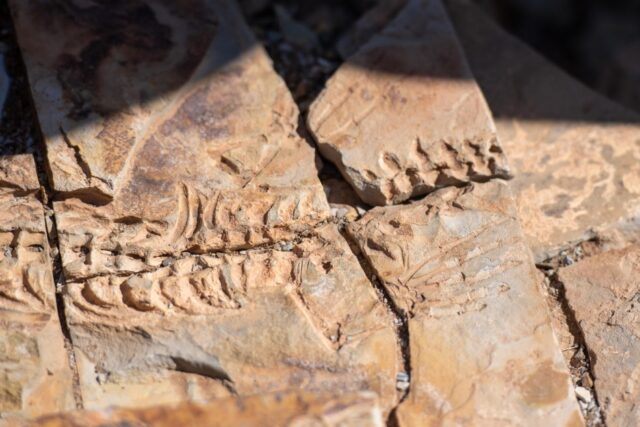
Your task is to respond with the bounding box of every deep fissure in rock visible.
[538,242,608,427]
[1,7,85,407]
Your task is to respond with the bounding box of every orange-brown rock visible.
[64,224,400,411]
[10,0,401,414]
[10,0,330,258]
[348,180,582,426]
[447,0,640,262]
[25,391,383,427]
[308,0,509,206]
[0,155,75,421]
[559,245,640,425]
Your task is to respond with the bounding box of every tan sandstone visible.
[348,180,583,426]
[24,391,383,427]
[64,223,400,411]
[447,0,640,262]
[559,245,640,425]
[308,0,509,206]
[0,155,75,421]
[10,0,401,412]
[10,0,330,257]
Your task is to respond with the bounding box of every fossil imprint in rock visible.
[308,0,510,206]
[9,0,402,412]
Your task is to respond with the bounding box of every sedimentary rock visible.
[0,155,75,420]
[348,180,582,426]
[559,245,640,425]
[9,0,401,411]
[65,223,400,411]
[25,391,384,427]
[447,0,640,262]
[336,0,407,59]
[10,0,331,258]
[308,0,509,206]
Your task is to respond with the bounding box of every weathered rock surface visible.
[24,391,383,427]
[0,155,75,420]
[559,245,640,425]
[10,0,401,413]
[336,0,407,59]
[10,0,330,258]
[447,0,640,262]
[65,223,400,411]
[308,0,510,206]
[348,180,582,426]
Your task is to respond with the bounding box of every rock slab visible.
[447,0,640,261]
[24,391,384,427]
[308,0,509,206]
[560,245,640,425]
[9,0,402,411]
[348,180,583,426]
[0,155,75,420]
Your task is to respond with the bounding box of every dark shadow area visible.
[0,0,639,160]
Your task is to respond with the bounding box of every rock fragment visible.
[308,0,509,206]
[9,0,331,254]
[65,224,401,412]
[559,245,640,425]
[348,180,582,426]
[447,0,640,261]
[24,391,384,427]
[0,154,75,420]
[9,0,401,413]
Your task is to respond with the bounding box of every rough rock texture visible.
[9,0,401,412]
[559,245,640,425]
[0,155,75,420]
[65,223,400,411]
[447,0,640,262]
[348,180,583,426]
[308,0,510,206]
[10,0,330,250]
[24,391,384,427]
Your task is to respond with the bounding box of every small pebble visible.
[575,385,592,403]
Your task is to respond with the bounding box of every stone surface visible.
[308,0,509,206]
[10,0,330,255]
[64,223,400,411]
[24,391,383,427]
[336,0,407,59]
[559,245,640,425]
[0,154,75,420]
[348,180,582,426]
[447,0,640,262]
[10,0,401,414]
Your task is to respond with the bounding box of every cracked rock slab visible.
[9,0,330,261]
[447,0,640,262]
[559,245,640,425]
[0,155,75,420]
[308,0,509,206]
[25,391,384,427]
[348,180,582,426]
[64,224,401,412]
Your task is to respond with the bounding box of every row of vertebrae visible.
[57,183,330,280]
[0,229,53,315]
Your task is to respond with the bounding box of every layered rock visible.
[65,223,400,410]
[308,0,509,206]
[25,391,384,427]
[10,0,330,249]
[0,155,75,420]
[447,0,640,261]
[559,245,640,425]
[348,180,582,426]
[10,0,401,412]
